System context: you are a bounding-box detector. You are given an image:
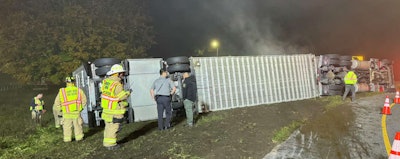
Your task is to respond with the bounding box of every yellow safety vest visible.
[30,97,44,111]
[101,78,128,122]
[344,71,358,85]
[59,86,82,118]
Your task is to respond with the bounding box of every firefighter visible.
[30,93,45,124]
[342,66,358,102]
[101,64,130,150]
[54,77,87,142]
[53,96,63,128]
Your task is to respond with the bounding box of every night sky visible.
[147,0,400,59]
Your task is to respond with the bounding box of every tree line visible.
[0,0,155,84]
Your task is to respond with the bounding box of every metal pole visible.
[217,47,219,56]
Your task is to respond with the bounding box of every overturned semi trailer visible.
[73,54,319,126]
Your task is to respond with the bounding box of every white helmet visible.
[106,64,126,75]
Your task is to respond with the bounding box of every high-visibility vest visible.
[344,71,358,85]
[59,86,82,118]
[101,78,125,116]
[30,97,44,111]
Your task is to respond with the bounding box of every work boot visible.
[106,144,120,150]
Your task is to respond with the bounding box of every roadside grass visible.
[163,142,202,159]
[196,112,226,126]
[272,120,304,144]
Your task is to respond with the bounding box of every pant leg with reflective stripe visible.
[103,122,120,147]
[63,118,73,142]
[73,118,84,141]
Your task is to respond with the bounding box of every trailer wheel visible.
[328,90,342,96]
[95,65,112,76]
[93,58,121,67]
[166,56,190,65]
[328,59,339,66]
[329,84,344,91]
[335,72,347,79]
[167,64,190,73]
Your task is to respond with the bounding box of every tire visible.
[167,64,190,73]
[328,59,339,66]
[328,90,342,96]
[88,111,96,128]
[329,84,344,91]
[166,56,190,65]
[95,65,112,76]
[339,55,352,61]
[335,72,347,79]
[333,79,342,85]
[93,58,121,67]
[320,77,329,85]
[339,61,352,67]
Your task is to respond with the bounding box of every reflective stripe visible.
[60,87,82,113]
[64,137,72,142]
[101,80,119,110]
[61,88,70,113]
[103,138,117,145]
[75,134,84,141]
[101,94,119,101]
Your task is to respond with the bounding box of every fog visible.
[149,0,400,58]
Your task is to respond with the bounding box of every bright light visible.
[211,39,219,48]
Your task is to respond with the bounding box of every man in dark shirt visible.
[182,72,197,127]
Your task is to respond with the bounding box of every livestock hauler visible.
[73,54,319,127]
[72,54,394,127]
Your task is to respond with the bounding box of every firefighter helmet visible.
[65,76,75,83]
[106,64,126,75]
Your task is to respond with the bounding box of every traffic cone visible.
[389,132,400,159]
[381,96,392,115]
[395,91,400,104]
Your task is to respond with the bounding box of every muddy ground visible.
[264,93,393,159]
[0,76,392,159]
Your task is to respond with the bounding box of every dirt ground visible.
[0,76,391,159]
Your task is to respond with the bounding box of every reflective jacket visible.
[30,97,44,111]
[101,77,130,122]
[59,86,82,118]
[344,71,358,85]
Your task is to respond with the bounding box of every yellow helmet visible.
[65,76,75,83]
[106,64,125,75]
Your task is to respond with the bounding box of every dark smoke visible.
[149,0,400,59]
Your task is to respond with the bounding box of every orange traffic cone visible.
[389,132,400,159]
[382,96,392,115]
[395,91,400,104]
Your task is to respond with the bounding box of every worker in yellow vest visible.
[342,66,358,102]
[101,64,130,150]
[30,93,45,124]
[53,77,87,142]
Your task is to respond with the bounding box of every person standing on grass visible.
[182,72,197,127]
[30,93,45,124]
[54,77,87,142]
[150,69,176,131]
[342,66,358,102]
[101,64,130,150]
